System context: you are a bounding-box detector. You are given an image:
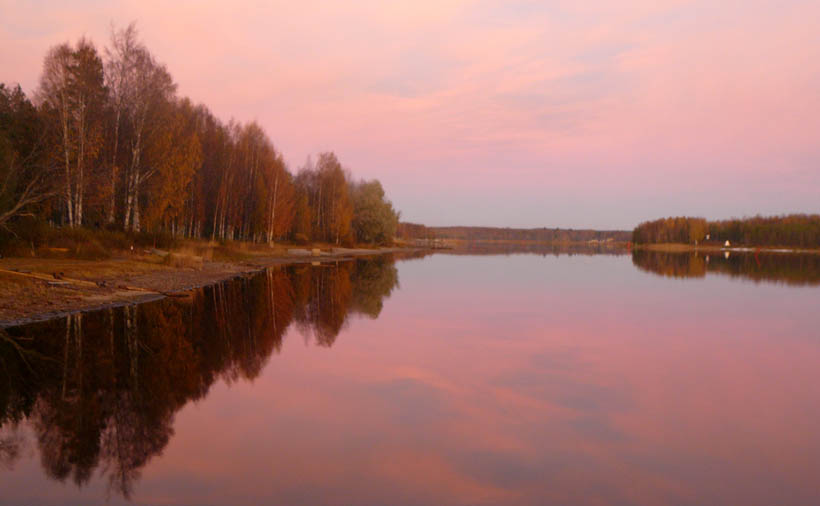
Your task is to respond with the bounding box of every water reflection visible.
[0,257,398,498]
[2,251,820,505]
[632,249,820,285]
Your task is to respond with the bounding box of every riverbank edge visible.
[632,243,820,254]
[0,246,425,329]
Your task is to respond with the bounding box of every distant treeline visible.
[441,241,627,256]
[0,24,398,247]
[397,223,630,242]
[396,222,435,240]
[633,215,820,248]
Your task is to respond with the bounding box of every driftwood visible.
[0,268,97,287]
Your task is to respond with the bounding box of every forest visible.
[0,24,399,251]
[632,215,820,248]
[397,223,630,242]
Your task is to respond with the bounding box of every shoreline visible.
[6,242,816,328]
[633,243,820,254]
[0,246,421,328]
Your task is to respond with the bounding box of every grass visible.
[0,223,180,260]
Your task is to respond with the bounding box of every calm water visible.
[1,251,819,505]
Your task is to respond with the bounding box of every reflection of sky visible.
[3,254,819,505]
[3,1,819,228]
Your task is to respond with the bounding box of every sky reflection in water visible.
[1,252,819,505]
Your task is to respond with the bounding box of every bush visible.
[134,231,177,250]
[0,235,34,257]
[71,239,110,260]
[162,252,202,269]
[341,232,355,248]
[10,217,53,246]
[0,222,151,259]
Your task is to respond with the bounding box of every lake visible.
[1,250,819,505]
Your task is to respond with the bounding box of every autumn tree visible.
[5,25,404,247]
[102,22,136,225]
[0,84,55,229]
[350,179,399,244]
[141,98,202,233]
[295,152,352,244]
[103,25,176,231]
[633,215,820,248]
[261,146,294,243]
[37,38,106,227]
[290,173,313,243]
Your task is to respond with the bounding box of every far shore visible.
[0,245,422,328]
[633,243,820,254]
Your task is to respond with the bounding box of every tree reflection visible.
[632,250,820,285]
[0,257,400,498]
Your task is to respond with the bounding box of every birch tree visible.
[106,25,176,231]
[37,38,105,227]
[103,23,138,225]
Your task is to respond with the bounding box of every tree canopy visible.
[633,215,820,248]
[0,23,400,247]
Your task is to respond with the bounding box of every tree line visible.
[397,223,630,242]
[632,215,820,248]
[0,24,399,246]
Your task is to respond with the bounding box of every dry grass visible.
[169,239,292,263]
[0,256,167,280]
[162,251,204,270]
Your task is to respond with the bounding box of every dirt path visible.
[0,247,417,327]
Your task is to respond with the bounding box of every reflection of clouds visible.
[4,254,819,504]
[145,255,820,504]
[368,378,455,426]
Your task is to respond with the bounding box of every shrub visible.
[0,235,34,257]
[71,239,110,260]
[162,252,202,269]
[134,231,177,250]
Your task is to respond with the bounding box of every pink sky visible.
[2,0,819,229]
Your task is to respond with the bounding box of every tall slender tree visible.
[37,38,106,227]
